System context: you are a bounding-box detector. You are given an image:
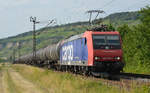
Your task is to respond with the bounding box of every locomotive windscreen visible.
[92,34,121,49]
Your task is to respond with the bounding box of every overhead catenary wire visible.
[112,0,150,13]
[100,0,118,9]
[30,16,56,62]
[102,0,150,13]
[92,0,150,25]
[86,0,118,24]
[125,0,150,11]
[44,19,57,28]
[95,0,150,24]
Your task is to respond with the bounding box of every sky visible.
[0,0,149,39]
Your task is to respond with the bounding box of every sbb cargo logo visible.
[62,45,73,61]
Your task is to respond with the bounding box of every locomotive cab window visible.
[84,38,87,45]
[82,38,87,45]
[92,34,121,49]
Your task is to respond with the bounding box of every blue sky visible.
[0,0,149,39]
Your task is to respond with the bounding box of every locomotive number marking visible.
[62,45,73,61]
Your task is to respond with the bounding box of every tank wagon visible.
[15,28,125,74]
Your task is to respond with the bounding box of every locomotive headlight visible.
[115,57,120,60]
[95,56,101,60]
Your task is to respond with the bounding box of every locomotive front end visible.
[84,31,125,73]
[92,32,124,73]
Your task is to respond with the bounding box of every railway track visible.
[120,73,150,80]
[92,72,150,81]
[51,69,150,89]
[91,72,150,89]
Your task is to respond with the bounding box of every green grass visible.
[13,64,120,93]
[3,66,21,93]
[124,64,150,74]
[5,71,19,93]
[12,64,150,93]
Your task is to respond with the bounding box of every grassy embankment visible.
[0,63,45,93]
[12,64,150,93]
[0,63,21,93]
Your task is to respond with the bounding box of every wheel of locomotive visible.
[108,69,121,74]
[81,66,88,76]
[56,64,61,71]
[73,66,78,74]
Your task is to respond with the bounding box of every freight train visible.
[14,26,125,75]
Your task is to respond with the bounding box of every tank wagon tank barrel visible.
[16,41,62,65]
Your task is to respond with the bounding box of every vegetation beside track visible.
[12,64,118,93]
[0,63,45,93]
[118,6,150,74]
[12,64,150,93]
[5,70,21,93]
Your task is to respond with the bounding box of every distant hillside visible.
[0,11,140,61]
[103,11,141,26]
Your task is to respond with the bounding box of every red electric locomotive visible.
[82,29,124,73]
[60,26,125,74]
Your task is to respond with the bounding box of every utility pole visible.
[17,42,21,61]
[13,49,16,62]
[30,16,56,62]
[30,17,40,62]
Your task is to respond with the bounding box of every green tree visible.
[107,24,115,31]
[140,6,150,26]
[117,24,130,38]
[117,6,150,73]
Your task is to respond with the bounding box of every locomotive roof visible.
[90,31,120,34]
[62,31,120,44]
[63,33,84,43]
